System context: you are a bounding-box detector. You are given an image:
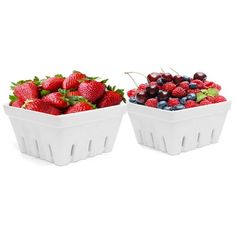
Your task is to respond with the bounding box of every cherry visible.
[193,72,207,81]
[146,82,159,98]
[136,90,148,104]
[158,90,169,101]
[173,75,183,84]
[162,73,173,82]
[147,72,162,83]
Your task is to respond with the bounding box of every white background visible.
[0,0,235,235]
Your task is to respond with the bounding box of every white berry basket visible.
[128,101,231,155]
[4,104,126,166]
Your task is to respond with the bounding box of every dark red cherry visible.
[146,82,159,98]
[173,75,183,84]
[136,90,148,104]
[147,72,162,83]
[162,73,173,82]
[158,90,170,101]
[193,72,207,81]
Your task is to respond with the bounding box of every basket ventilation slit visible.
[139,130,144,144]
[150,132,154,147]
[104,136,108,149]
[88,140,92,152]
[211,129,215,142]
[48,145,54,163]
[70,144,75,157]
[181,136,186,148]
[21,137,26,153]
[197,132,201,147]
[162,136,167,152]
[34,140,40,158]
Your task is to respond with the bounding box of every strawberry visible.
[172,87,186,98]
[62,71,86,90]
[179,81,189,90]
[145,98,158,107]
[42,74,64,91]
[127,89,136,98]
[65,102,94,114]
[97,86,125,108]
[168,98,179,107]
[11,99,24,108]
[206,96,215,103]
[42,90,69,109]
[67,91,81,97]
[13,81,39,101]
[214,95,226,103]
[23,99,61,115]
[204,81,221,91]
[185,100,198,108]
[78,80,106,102]
[162,82,176,92]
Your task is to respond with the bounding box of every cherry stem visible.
[161,68,165,73]
[124,72,146,87]
[169,67,179,75]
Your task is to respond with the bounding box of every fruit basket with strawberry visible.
[4,71,126,165]
[126,70,231,155]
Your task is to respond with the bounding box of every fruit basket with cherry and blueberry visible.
[126,70,231,155]
[4,71,126,166]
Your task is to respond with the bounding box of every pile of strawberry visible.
[127,71,227,111]
[9,71,125,115]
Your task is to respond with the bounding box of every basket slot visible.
[104,136,108,149]
[20,136,26,153]
[138,130,144,145]
[70,144,75,157]
[211,129,215,143]
[88,140,92,152]
[48,144,54,163]
[162,136,167,153]
[34,139,40,158]
[197,132,201,147]
[150,132,155,148]
[181,136,186,148]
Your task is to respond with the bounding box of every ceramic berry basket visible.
[128,101,231,155]
[4,104,126,166]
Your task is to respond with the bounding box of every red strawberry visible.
[65,102,94,114]
[67,91,81,97]
[200,99,212,106]
[13,81,39,101]
[214,95,226,103]
[168,98,179,107]
[172,87,186,98]
[11,99,24,108]
[179,81,189,90]
[162,82,176,92]
[42,91,68,109]
[97,87,124,108]
[145,98,158,107]
[62,71,86,90]
[23,99,61,115]
[127,89,136,98]
[185,100,198,108]
[42,75,64,91]
[138,84,148,90]
[191,79,205,89]
[187,88,201,94]
[78,80,106,102]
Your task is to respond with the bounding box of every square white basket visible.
[4,104,126,166]
[128,101,231,155]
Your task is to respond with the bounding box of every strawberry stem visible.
[169,67,179,75]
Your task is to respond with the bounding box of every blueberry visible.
[189,83,197,89]
[156,78,164,86]
[174,104,185,110]
[183,76,191,82]
[180,96,188,105]
[157,101,168,109]
[129,97,136,103]
[187,93,197,101]
[163,106,172,111]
